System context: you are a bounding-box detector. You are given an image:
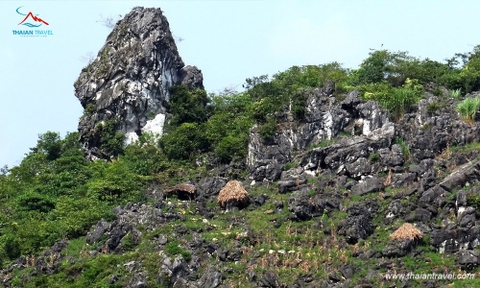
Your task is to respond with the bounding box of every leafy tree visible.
[159,122,209,160]
[459,58,480,93]
[169,85,210,127]
[206,91,255,163]
[86,160,140,202]
[30,131,62,161]
[353,50,425,87]
[360,78,423,121]
[214,134,249,163]
[354,50,391,85]
[16,191,55,213]
[243,74,269,90]
[9,152,48,184]
[4,237,20,260]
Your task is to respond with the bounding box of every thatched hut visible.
[165,183,196,200]
[390,223,423,241]
[217,180,249,210]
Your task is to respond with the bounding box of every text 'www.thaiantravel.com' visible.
[383,272,475,280]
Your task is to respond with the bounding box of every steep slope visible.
[5,6,480,288]
[4,88,480,287]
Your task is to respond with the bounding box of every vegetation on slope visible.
[3,45,480,286]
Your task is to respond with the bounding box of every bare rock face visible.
[74,7,203,159]
[247,89,395,181]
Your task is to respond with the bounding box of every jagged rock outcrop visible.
[74,7,203,159]
[247,89,395,182]
[397,93,480,161]
[337,203,376,244]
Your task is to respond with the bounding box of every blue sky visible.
[1,0,480,167]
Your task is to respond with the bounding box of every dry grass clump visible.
[165,183,196,199]
[165,183,196,194]
[390,223,423,241]
[218,180,249,207]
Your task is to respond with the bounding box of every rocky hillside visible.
[3,5,480,288]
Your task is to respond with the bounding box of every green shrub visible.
[426,101,447,115]
[258,116,277,142]
[16,191,56,213]
[168,85,210,127]
[51,196,113,239]
[84,103,95,116]
[165,241,191,261]
[4,237,21,260]
[121,232,137,251]
[86,160,140,202]
[396,137,411,161]
[368,152,380,163]
[456,97,480,125]
[359,81,394,101]
[215,134,248,163]
[159,122,209,160]
[284,162,294,171]
[432,86,443,97]
[308,138,335,150]
[386,87,420,121]
[123,138,168,175]
[361,81,421,121]
[99,119,125,157]
[450,88,462,99]
[467,193,480,209]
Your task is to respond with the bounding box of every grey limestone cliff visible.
[74,7,203,159]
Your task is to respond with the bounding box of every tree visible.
[30,131,62,161]
[159,123,209,160]
[168,85,210,127]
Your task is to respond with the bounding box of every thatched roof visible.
[217,180,249,207]
[390,223,423,241]
[165,183,196,195]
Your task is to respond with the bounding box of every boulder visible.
[86,219,110,245]
[197,265,223,288]
[456,250,480,271]
[337,204,375,244]
[351,177,384,195]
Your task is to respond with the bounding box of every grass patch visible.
[62,237,86,257]
[396,137,411,161]
[456,97,480,125]
[450,88,462,100]
[165,241,192,261]
[308,138,335,150]
[368,152,380,163]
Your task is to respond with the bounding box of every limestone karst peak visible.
[74,7,203,160]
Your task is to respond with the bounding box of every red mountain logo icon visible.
[18,12,49,26]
